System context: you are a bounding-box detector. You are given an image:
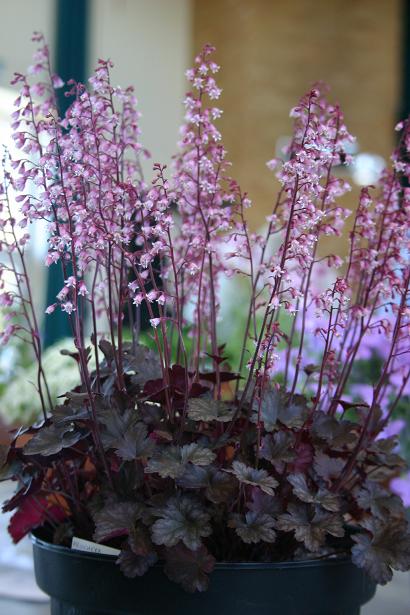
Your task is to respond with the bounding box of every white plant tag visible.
[71,536,120,557]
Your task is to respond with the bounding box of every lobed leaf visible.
[151,495,211,550]
[229,511,276,544]
[226,461,278,495]
[93,501,144,543]
[145,443,215,479]
[288,473,340,512]
[23,423,88,456]
[177,465,237,503]
[187,397,235,422]
[164,543,215,593]
[277,503,344,551]
[354,481,404,520]
[260,431,295,471]
[352,519,410,585]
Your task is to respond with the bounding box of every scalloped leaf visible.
[145,443,215,479]
[99,408,155,460]
[277,503,344,551]
[229,512,276,544]
[23,423,88,456]
[251,388,284,432]
[117,525,158,577]
[277,395,308,428]
[260,431,295,471]
[313,452,345,483]
[226,461,278,495]
[187,397,235,422]
[352,519,410,585]
[151,495,211,550]
[354,481,404,520]
[312,412,356,448]
[93,501,144,543]
[177,465,237,503]
[164,543,215,593]
[288,473,340,512]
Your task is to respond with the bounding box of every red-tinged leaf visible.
[8,496,66,543]
[2,475,43,513]
[289,441,314,473]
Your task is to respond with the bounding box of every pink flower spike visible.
[45,303,57,315]
[150,318,161,328]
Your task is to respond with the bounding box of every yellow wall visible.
[194,0,401,238]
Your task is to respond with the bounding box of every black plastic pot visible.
[32,534,376,615]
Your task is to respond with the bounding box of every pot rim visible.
[31,532,352,571]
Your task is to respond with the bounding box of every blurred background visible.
[0,1,409,613]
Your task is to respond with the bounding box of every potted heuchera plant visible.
[1,34,410,615]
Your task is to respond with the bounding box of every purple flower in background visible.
[391,473,410,508]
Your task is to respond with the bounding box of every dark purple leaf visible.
[188,397,235,422]
[277,503,344,551]
[354,481,404,520]
[312,412,356,448]
[229,512,276,544]
[151,495,211,550]
[117,526,158,577]
[288,473,340,512]
[93,501,144,542]
[177,465,237,503]
[117,549,158,578]
[23,423,89,456]
[124,343,162,384]
[164,543,215,593]
[226,461,278,495]
[145,443,215,479]
[313,452,345,483]
[278,395,308,428]
[260,431,295,471]
[99,409,154,460]
[352,519,410,584]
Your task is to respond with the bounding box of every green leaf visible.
[145,443,216,479]
[229,512,276,544]
[151,495,211,550]
[23,423,88,456]
[352,519,410,584]
[93,501,144,542]
[164,543,215,593]
[187,397,235,422]
[227,461,278,495]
